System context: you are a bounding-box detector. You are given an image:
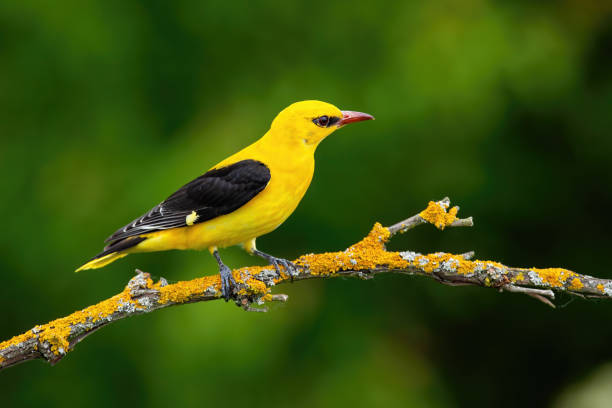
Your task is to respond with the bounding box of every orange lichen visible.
[158,276,218,304]
[597,284,605,293]
[409,253,497,276]
[296,222,507,280]
[156,265,273,304]
[142,274,155,289]
[0,331,34,353]
[419,201,458,230]
[2,216,588,365]
[296,223,406,276]
[569,278,584,290]
[0,265,283,361]
[531,268,577,288]
[245,278,268,296]
[235,269,270,298]
[0,281,145,357]
[39,323,71,355]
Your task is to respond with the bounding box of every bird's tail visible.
[75,236,146,272]
[76,252,128,271]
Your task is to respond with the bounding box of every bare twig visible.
[1,197,610,371]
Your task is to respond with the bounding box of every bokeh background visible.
[1,1,612,407]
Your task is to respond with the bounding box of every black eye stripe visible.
[327,116,340,126]
[313,115,341,128]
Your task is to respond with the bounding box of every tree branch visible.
[1,197,610,370]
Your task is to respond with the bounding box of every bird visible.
[76,100,374,300]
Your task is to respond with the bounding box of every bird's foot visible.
[212,248,237,301]
[250,249,300,280]
[260,254,299,280]
[219,264,237,301]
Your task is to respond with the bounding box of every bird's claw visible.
[268,257,299,280]
[219,264,236,301]
[252,249,300,281]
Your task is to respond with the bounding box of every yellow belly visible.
[132,154,314,253]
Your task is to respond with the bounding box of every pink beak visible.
[337,110,375,127]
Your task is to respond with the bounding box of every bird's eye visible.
[313,115,329,128]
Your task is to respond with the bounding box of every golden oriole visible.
[77,100,374,299]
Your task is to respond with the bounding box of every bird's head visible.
[269,100,374,147]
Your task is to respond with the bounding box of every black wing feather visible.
[105,160,271,244]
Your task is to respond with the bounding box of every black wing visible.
[105,159,271,244]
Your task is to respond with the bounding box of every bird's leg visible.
[212,248,236,301]
[243,239,299,280]
[251,249,299,280]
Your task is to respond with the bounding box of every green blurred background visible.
[1,0,612,407]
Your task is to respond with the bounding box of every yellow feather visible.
[75,252,128,272]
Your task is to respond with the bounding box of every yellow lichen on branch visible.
[408,252,490,275]
[0,332,33,356]
[0,280,146,357]
[531,268,579,288]
[419,201,458,230]
[157,275,218,304]
[3,197,610,371]
[0,221,589,365]
[569,278,584,290]
[296,223,407,276]
[156,265,275,304]
[399,252,584,291]
[236,267,272,297]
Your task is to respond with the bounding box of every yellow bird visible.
[77,100,374,299]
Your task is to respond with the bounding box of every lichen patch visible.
[569,277,584,290]
[157,276,217,303]
[419,201,458,230]
[0,283,147,357]
[530,268,578,288]
[296,223,404,276]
